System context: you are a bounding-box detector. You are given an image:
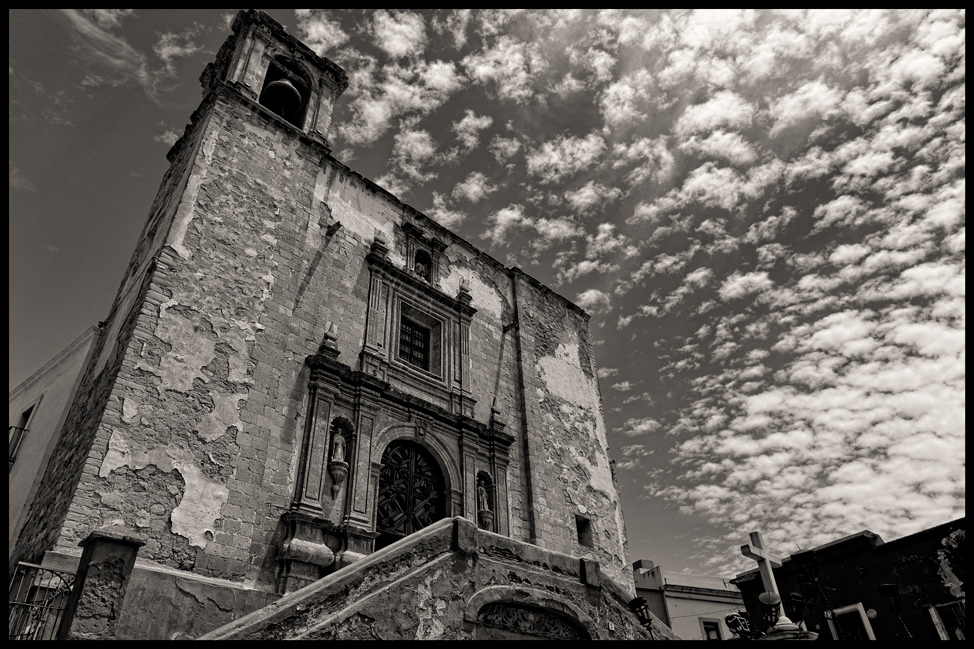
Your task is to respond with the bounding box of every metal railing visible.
[8,562,75,641]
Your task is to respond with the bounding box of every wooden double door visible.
[374,441,446,551]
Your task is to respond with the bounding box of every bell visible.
[260,78,302,122]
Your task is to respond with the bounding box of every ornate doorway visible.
[375,441,446,551]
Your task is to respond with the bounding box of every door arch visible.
[375,440,446,551]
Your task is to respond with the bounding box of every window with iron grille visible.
[9,404,34,471]
[399,316,431,371]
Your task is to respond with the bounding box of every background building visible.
[9,10,663,640]
[634,559,744,640]
[9,326,101,557]
[731,517,965,641]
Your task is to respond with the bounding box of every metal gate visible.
[8,562,74,641]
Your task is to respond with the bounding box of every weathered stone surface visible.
[60,527,144,640]
[200,518,678,640]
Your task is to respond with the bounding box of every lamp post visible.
[628,597,656,640]
[878,583,913,639]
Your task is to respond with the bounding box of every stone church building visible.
[10,10,672,640]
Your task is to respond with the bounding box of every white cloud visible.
[564,181,623,214]
[576,288,611,313]
[9,163,36,192]
[489,136,522,165]
[769,80,844,137]
[154,27,203,76]
[719,272,773,301]
[674,91,755,137]
[427,192,466,229]
[58,10,155,98]
[483,204,532,245]
[462,35,545,103]
[295,10,349,54]
[153,129,181,147]
[372,10,427,59]
[525,133,607,184]
[391,129,439,182]
[452,110,493,151]
[599,69,653,128]
[680,131,758,167]
[82,9,133,31]
[452,172,496,203]
[621,417,663,437]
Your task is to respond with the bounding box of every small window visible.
[414,250,432,282]
[9,405,34,471]
[929,601,966,640]
[702,620,722,640]
[575,515,593,547]
[825,603,876,640]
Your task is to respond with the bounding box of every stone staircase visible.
[198,517,678,640]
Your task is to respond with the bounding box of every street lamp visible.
[878,583,913,639]
[628,597,656,639]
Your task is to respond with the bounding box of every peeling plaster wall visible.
[513,272,633,595]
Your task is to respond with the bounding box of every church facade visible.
[10,10,659,639]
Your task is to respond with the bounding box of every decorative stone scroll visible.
[477,602,587,640]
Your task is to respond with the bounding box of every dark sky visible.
[9,9,966,579]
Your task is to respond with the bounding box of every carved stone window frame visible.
[393,298,446,381]
[361,236,476,416]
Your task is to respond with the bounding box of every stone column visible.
[58,527,144,640]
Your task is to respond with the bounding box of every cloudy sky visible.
[9,10,965,579]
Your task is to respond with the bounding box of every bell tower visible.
[199,9,348,148]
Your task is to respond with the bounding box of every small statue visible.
[477,481,490,512]
[331,433,346,463]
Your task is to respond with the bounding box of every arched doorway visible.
[375,440,446,551]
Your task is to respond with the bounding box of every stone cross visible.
[741,531,783,599]
[741,531,801,633]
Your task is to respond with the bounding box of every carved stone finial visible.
[489,403,506,432]
[458,278,472,305]
[370,235,389,260]
[318,321,340,356]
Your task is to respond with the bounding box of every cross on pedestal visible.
[741,531,797,631]
[741,531,783,599]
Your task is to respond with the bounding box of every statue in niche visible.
[331,433,346,463]
[477,480,491,512]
